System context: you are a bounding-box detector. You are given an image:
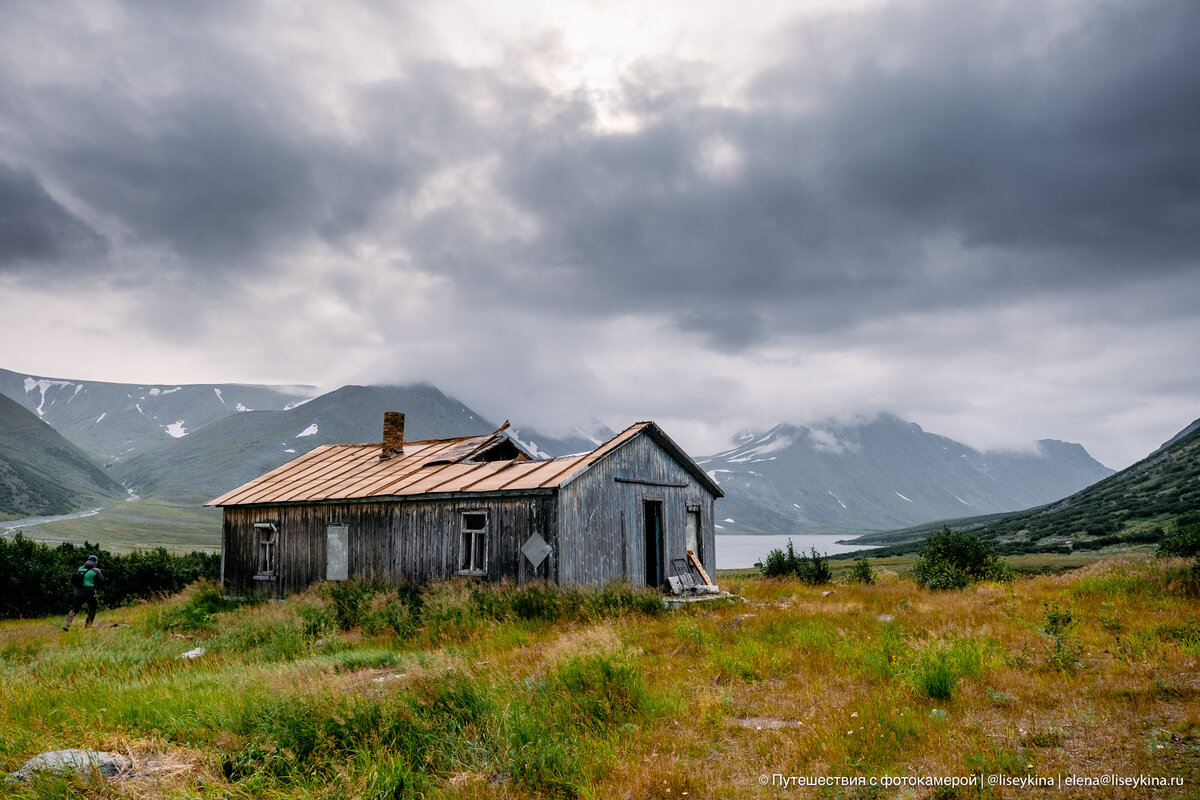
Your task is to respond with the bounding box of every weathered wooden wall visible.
[556,434,718,587]
[221,492,558,597]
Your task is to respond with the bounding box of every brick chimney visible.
[381,412,405,459]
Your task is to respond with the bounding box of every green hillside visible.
[849,417,1200,557]
[0,393,126,519]
[975,418,1200,553]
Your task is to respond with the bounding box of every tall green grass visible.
[3,557,1197,798]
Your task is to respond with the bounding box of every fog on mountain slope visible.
[699,414,1113,535]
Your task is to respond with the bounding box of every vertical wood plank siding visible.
[556,435,717,587]
[221,494,557,597]
[219,428,721,596]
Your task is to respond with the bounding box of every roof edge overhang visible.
[211,486,559,509]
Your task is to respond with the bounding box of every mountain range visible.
[0,368,314,461]
[0,367,1134,546]
[0,369,613,511]
[700,415,1114,535]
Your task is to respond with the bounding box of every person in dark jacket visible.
[63,555,104,631]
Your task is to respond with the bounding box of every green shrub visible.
[147,579,244,632]
[1157,523,1200,559]
[759,543,794,578]
[363,594,421,639]
[0,533,219,619]
[510,582,564,621]
[847,558,876,585]
[912,528,1012,590]
[758,540,832,584]
[916,652,958,700]
[1041,603,1083,673]
[326,578,380,631]
[582,580,667,618]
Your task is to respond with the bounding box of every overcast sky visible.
[1,0,1198,469]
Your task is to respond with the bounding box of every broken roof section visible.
[207,421,723,507]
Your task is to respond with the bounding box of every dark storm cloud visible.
[54,95,323,265]
[465,0,1200,345]
[0,1,432,277]
[771,0,1200,271]
[0,164,109,269]
[2,0,1196,343]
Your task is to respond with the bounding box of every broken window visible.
[254,522,277,580]
[458,511,488,576]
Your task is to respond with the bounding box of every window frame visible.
[685,505,703,564]
[457,510,489,576]
[253,521,278,581]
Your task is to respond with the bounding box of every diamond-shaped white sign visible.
[521,533,552,568]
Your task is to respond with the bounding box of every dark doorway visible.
[643,500,664,588]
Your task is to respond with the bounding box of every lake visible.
[715,533,876,570]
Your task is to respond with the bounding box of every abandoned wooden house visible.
[207,413,723,598]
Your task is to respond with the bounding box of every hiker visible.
[63,555,104,631]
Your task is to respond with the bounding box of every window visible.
[458,511,488,575]
[254,522,277,580]
[327,524,348,581]
[685,507,702,563]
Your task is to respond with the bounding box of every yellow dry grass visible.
[2,556,1197,799]
[603,558,1199,799]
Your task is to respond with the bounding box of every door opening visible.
[643,500,664,588]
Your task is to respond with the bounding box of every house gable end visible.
[559,422,723,497]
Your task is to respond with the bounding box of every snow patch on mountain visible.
[23,377,72,415]
[166,421,188,438]
[297,424,319,437]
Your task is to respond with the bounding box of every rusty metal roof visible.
[205,421,707,507]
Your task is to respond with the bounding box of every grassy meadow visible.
[9,500,222,553]
[1,557,1198,799]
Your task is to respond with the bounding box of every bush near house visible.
[911,527,1013,589]
[759,539,833,584]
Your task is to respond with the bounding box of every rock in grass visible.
[7,749,133,782]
